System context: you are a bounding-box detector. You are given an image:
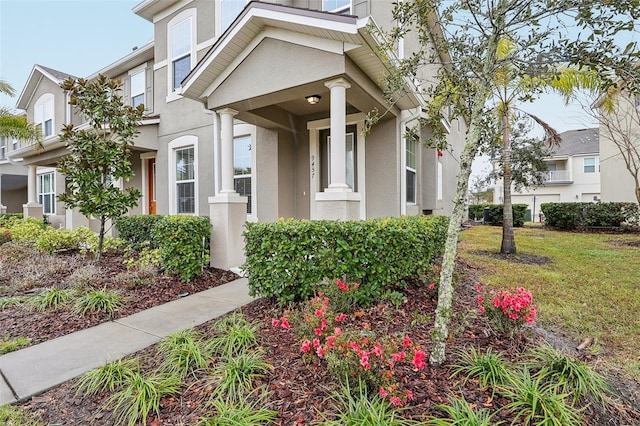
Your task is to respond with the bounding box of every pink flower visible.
[301,340,311,353]
[390,396,402,406]
[334,313,347,322]
[271,319,280,327]
[280,316,291,329]
[334,327,343,336]
[312,338,321,349]
[326,335,337,349]
[412,350,427,369]
[359,353,371,370]
[402,335,412,347]
[320,318,328,331]
[477,295,484,305]
[349,341,360,351]
[316,346,326,358]
[405,390,414,401]
[314,328,323,336]
[428,283,436,290]
[336,279,349,291]
[372,342,383,357]
[379,387,389,397]
[314,309,324,317]
[476,285,483,292]
[392,351,406,362]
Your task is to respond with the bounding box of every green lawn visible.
[457,225,640,380]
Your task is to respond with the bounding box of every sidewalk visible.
[0,278,254,406]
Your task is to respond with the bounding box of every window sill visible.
[166,92,183,103]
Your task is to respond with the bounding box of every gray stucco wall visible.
[365,118,400,218]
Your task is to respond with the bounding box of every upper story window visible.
[583,157,597,173]
[130,69,145,108]
[323,0,351,13]
[217,0,247,36]
[34,93,54,138]
[168,9,196,93]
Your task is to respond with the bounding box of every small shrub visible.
[317,378,418,426]
[477,286,537,335]
[151,215,210,282]
[158,329,209,380]
[7,218,46,242]
[469,204,527,226]
[541,202,640,230]
[0,213,22,227]
[74,288,124,317]
[428,396,499,425]
[199,388,278,425]
[27,287,74,312]
[0,334,31,354]
[35,228,81,253]
[76,358,140,396]
[104,371,181,426]
[115,214,165,250]
[210,350,273,401]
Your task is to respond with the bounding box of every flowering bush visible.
[477,285,537,335]
[273,279,426,406]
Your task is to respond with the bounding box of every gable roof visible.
[16,65,77,110]
[550,128,599,156]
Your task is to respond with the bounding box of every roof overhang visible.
[89,41,154,80]
[16,65,67,110]
[181,1,420,111]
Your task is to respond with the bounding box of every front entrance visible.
[147,157,156,214]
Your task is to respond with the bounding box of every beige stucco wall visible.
[365,118,400,218]
[2,187,27,213]
[255,127,280,222]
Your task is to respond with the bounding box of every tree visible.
[58,75,143,261]
[0,79,40,143]
[384,0,638,364]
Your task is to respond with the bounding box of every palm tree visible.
[0,79,41,143]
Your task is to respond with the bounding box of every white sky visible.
[0,0,603,180]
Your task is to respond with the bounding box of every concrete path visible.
[0,278,254,405]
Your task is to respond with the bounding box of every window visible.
[168,11,195,92]
[405,132,417,204]
[584,157,596,173]
[234,135,252,214]
[323,0,351,13]
[326,132,356,190]
[0,137,6,160]
[38,172,55,214]
[130,69,145,108]
[218,0,246,35]
[34,93,54,138]
[175,147,195,214]
[12,138,18,151]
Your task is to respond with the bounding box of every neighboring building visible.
[493,128,600,221]
[0,133,27,214]
[9,0,467,269]
[597,90,640,203]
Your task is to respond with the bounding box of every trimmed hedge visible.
[243,215,449,304]
[115,214,165,250]
[468,203,527,227]
[151,215,211,282]
[541,202,640,230]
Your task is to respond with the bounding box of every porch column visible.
[314,77,361,221]
[23,165,43,220]
[209,107,247,271]
[325,78,351,191]
[0,174,6,214]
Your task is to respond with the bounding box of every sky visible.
[0,0,604,179]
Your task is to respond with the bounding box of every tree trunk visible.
[501,109,516,254]
[96,216,106,262]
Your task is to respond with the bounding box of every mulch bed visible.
[11,258,640,425]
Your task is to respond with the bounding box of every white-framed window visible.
[323,0,351,13]
[34,93,54,138]
[216,0,247,36]
[326,132,356,190]
[168,9,196,94]
[405,131,417,204]
[169,135,198,214]
[583,157,597,173]
[11,138,18,151]
[0,137,6,160]
[38,172,55,214]
[233,135,252,214]
[130,68,145,108]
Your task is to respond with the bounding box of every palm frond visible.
[0,80,15,97]
[528,114,562,146]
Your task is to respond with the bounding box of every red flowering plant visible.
[272,279,426,407]
[477,285,537,335]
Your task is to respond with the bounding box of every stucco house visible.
[493,128,600,221]
[9,0,466,269]
[0,134,27,214]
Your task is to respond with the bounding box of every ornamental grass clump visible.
[207,311,259,358]
[158,329,209,380]
[273,279,426,407]
[200,388,278,425]
[428,396,500,426]
[450,347,515,394]
[74,288,124,317]
[27,287,74,312]
[477,285,537,335]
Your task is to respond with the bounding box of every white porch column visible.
[23,165,43,219]
[314,77,361,220]
[218,108,238,195]
[209,107,247,271]
[0,174,6,214]
[325,78,351,191]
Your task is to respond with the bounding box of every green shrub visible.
[35,228,81,253]
[115,215,166,250]
[541,202,640,230]
[7,218,46,242]
[151,215,210,282]
[469,203,527,226]
[243,215,448,304]
[0,213,23,227]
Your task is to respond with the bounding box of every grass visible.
[27,287,74,312]
[75,358,140,396]
[0,405,44,426]
[210,349,273,401]
[158,328,209,379]
[74,288,124,317]
[451,347,514,393]
[0,334,31,354]
[200,388,278,425]
[428,396,500,425]
[457,225,640,379]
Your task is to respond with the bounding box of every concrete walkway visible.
[0,278,254,405]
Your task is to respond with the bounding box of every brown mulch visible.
[4,257,636,425]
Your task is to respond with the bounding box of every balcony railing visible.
[540,170,571,183]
